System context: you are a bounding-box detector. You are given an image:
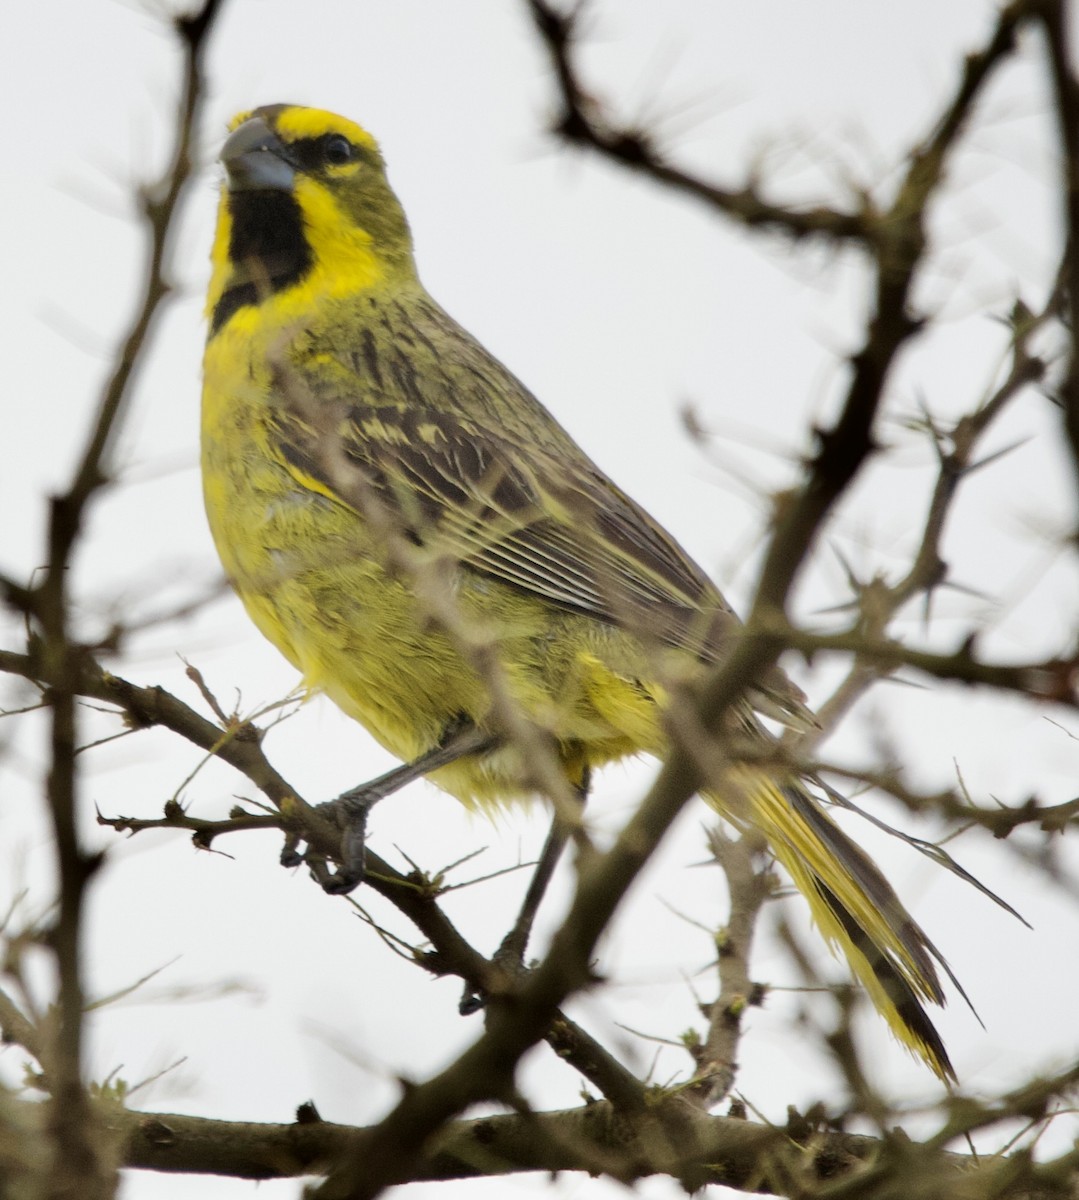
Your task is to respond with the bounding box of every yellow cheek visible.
[205,195,234,319]
[292,178,385,295]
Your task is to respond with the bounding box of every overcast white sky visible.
[4,3,1079,1198]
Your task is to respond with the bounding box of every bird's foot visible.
[280,778,398,895]
[280,723,496,896]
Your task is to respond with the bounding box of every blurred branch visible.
[305,5,1029,1185]
[527,0,1036,638]
[0,983,42,1065]
[1,1,1075,1196]
[743,9,1026,626]
[113,1092,1079,1198]
[768,749,1079,843]
[527,1,874,244]
[113,1101,871,1188]
[0,645,648,1110]
[527,0,1028,249]
[8,3,227,1196]
[763,620,1079,705]
[63,3,221,513]
[693,829,772,1107]
[795,240,1058,750]
[1032,0,1079,491]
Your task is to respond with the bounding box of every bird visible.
[202,103,959,1079]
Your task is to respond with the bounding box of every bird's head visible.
[207,105,415,335]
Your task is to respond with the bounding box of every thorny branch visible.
[102,1082,1079,1196]
[797,292,1056,746]
[306,7,1047,1199]
[693,829,773,1107]
[526,0,1077,1156]
[0,644,649,1110]
[2,0,1078,1197]
[1032,0,1079,489]
[527,0,1028,250]
[12,3,228,1198]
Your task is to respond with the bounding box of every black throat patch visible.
[211,189,312,335]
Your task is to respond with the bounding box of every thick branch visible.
[26,5,227,1197]
[761,621,1079,706]
[113,1097,1076,1199]
[0,649,647,1109]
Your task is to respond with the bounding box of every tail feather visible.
[815,880,954,1081]
[712,768,956,1081]
[784,785,948,1004]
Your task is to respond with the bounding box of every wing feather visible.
[270,328,813,726]
[280,402,728,645]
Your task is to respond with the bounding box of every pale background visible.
[3,2,1079,1197]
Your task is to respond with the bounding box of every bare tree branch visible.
[4,2,1078,1197]
[111,1090,1079,1199]
[13,4,227,1196]
[1032,0,1079,491]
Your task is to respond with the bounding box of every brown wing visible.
[278,400,736,654]
[271,338,812,726]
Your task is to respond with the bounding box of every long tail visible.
[711,768,956,1081]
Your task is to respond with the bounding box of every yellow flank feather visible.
[202,104,959,1079]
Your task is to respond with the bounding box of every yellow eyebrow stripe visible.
[274,108,376,150]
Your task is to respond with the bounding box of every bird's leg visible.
[282,718,497,895]
[460,768,590,1015]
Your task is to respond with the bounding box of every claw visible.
[278,723,497,895]
[280,831,304,870]
[284,788,380,894]
[459,985,485,1016]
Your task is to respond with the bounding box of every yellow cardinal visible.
[202,104,958,1079]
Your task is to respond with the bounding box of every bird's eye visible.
[321,134,354,166]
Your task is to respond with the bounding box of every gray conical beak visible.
[222,117,296,193]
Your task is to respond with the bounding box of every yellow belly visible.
[202,380,661,806]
